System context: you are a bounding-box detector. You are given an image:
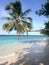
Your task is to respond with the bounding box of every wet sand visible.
[0,40,49,65]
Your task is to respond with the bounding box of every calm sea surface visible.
[0,35,49,46]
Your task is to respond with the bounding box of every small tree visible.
[41,21,49,36]
[36,0,49,17]
[36,0,49,36]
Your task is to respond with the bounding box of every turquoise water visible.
[0,35,49,46]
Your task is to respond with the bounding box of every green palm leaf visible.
[0,17,12,20]
[2,23,9,30]
[20,9,31,17]
[17,24,25,33]
[21,17,32,23]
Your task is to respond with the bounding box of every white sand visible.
[0,43,32,64]
[0,41,47,65]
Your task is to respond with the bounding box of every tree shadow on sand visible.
[43,38,49,65]
[10,40,49,65]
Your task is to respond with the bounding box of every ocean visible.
[0,35,49,46]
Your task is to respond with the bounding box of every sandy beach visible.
[0,43,32,64]
[0,40,49,65]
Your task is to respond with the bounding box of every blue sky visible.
[0,0,47,35]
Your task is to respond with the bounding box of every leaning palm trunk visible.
[18,32,20,39]
[26,30,28,36]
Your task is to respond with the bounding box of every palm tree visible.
[1,0,32,35]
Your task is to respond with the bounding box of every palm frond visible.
[21,17,32,23]
[5,2,15,10]
[27,23,32,29]
[0,17,13,20]
[24,22,32,30]
[2,21,15,32]
[17,24,25,33]
[2,23,9,30]
[20,9,31,17]
[25,17,32,22]
[5,5,10,10]
[6,1,22,16]
[23,22,28,30]
[6,25,13,32]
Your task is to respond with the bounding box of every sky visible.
[0,0,47,35]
